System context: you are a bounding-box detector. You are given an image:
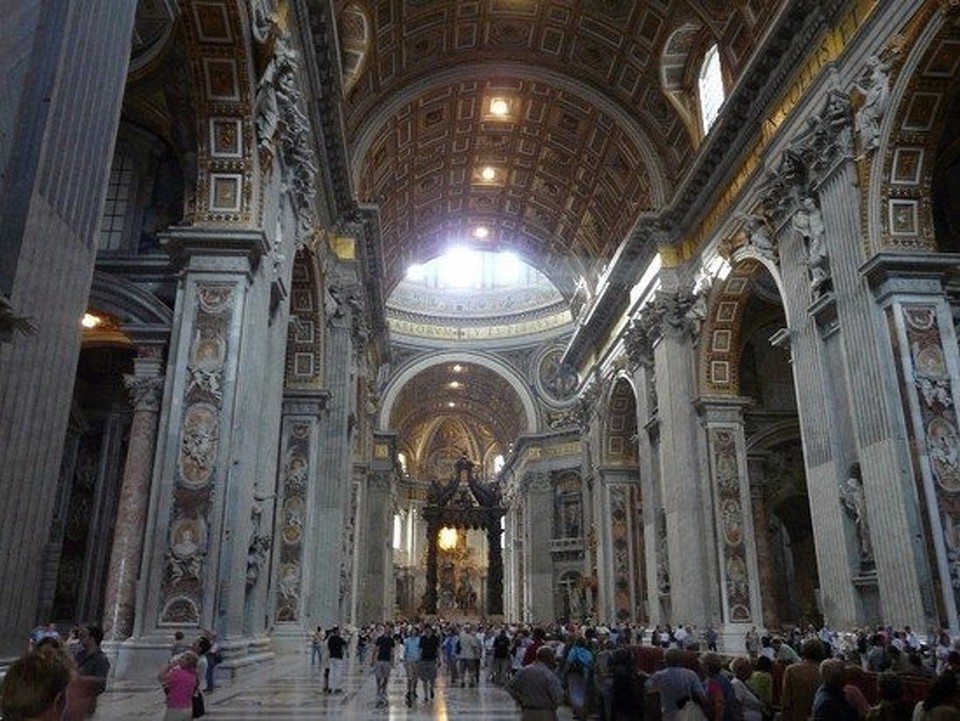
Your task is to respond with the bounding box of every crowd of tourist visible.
[302,619,960,720]
[7,618,960,719]
[0,623,110,720]
[0,623,221,720]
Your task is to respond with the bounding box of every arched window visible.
[698,44,725,134]
[99,151,136,251]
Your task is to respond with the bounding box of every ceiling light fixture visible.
[447,401,456,408]
[449,381,461,389]
[452,364,463,372]
[81,313,102,329]
[480,166,496,181]
[473,226,490,240]
[490,97,509,116]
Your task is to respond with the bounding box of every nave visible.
[96,654,577,720]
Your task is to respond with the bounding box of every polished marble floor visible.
[95,653,579,720]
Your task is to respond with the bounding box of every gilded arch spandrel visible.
[696,257,787,398]
[862,4,960,253]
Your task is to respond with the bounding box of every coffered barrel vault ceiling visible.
[388,361,529,457]
[336,0,781,297]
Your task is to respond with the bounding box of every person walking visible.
[418,625,441,703]
[311,626,323,667]
[507,645,565,721]
[371,624,396,708]
[457,623,483,687]
[327,626,347,693]
[402,625,422,707]
[491,627,512,685]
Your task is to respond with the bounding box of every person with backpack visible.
[491,627,513,685]
[563,636,594,721]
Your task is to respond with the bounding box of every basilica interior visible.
[3,0,960,680]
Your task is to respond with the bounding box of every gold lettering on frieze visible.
[543,442,581,457]
[374,443,389,459]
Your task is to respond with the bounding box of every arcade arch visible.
[701,258,822,629]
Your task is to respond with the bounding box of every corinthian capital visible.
[624,313,657,369]
[648,287,700,340]
[758,90,854,223]
[521,472,552,493]
[123,375,164,412]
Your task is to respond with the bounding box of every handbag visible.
[677,699,708,721]
[192,690,206,718]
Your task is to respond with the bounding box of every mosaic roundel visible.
[536,346,579,404]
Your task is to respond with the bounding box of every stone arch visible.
[337,3,370,96]
[89,272,174,329]
[419,416,484,480]
[697,256,789,397]
[379,351,538,435]
[744,420,819,629]
[865,5,960,253]
[601,375,638,466]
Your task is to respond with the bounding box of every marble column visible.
[650,282,715,624]
[863,253,960,630]
[523,472,554,622]
[117,228,270,680]
[626,317,664,625]
[816,164,932,630]
[308,264,361,626]
[102,360,165,641]
[599,471,642,623]
[747,456,779,631]
[697,397,763,644]
[0,1,136,659]
[271,390,328,648]
[358,468,392,623]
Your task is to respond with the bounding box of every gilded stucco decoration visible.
[709,428,752,623]
[602,377,638,466]
[275,421,310,622]
[872,10,960,252]
[161,283,235,624]
[180,1,257,225]
[285,251,324,388]
[609,485,633,621]
[900,305,960,613]
[337,4,370,95]
[341,1,786,299]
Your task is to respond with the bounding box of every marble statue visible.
[840,464,873,565]
[792,195,830,294]
[742,212,777,257]
[854,55,891,155]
